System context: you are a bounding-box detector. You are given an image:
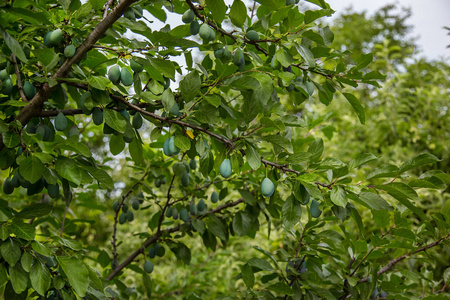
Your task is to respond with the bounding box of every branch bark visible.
[14,0,136,127]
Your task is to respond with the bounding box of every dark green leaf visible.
[229,0,247,27]
[246,144,261,170]
[282,195,302,230]
[330,186,347,207]
[104,109,127,133]
[398,153,440,174]
[16,203,52,219]
[1,239,21,266]
[238,189,256,206]
[240,263,255,288]
[0,24,28,63]
[308,138,323,162]
[180,71,201,101]
[349,153,378,169]
[9,263,28,294]
[205,0,227,24]
[233,211,251,236]
[9,222,35,240]
[19,156,45,184]
[267,282,293,295]
[358,192,393,211]
[55,157,82,185]
[56,256,89,297]
[343,93,365,124]
[30,260,51,296]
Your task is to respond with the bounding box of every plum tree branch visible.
[14,0,137,127]
[11,54,28,102]
[358,234,450,284]
[106,196,245,280]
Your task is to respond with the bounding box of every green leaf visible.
[295,44,316,67]
[240,263,255,288]
[247,258,274,271]
[282,195,302,230]
[85,166,114,189]
[88,76,110,90]
[191,219,205,234]
[55,157,82,185]
[304,9,333,24]
[206,215,227,242]
[9,263,28,294]
[0,24,28,63]
[263,135,293,153]
[53,236,82,251]
[1,238,22,266]
[175,134,191,151]
[109,134,125,155]
[357,192,393,211]
[343,93,365,124]
[104,108,127,133]
[18,156,45,184]
[0,264,8,290]
[233,211,251,236]
[9,222,35,240]
[169,242,191,265]
[379,183,426,219]
[287,152,311,165]
[16,203,52,219]
[398,153,440,174]
[199,151,214,177]
[205,0,227,24]
[179,71,201,101]
[308,138,323,162]
[56,256,89,297]
[31,241,52,256]
[129,138,143,164]
[355,53,373,70]
[20,251,33,272]
[319,26,334,46]
[229,0,247,27]
[275,49,293,68]
[238,189,256,206]
[3,131,20,148]
[349,153,378,169]
[246,144,261,170]
[30,260,51,296]
[367,164,399,180]
[330,186,348,207]
[256,0,278,10]
[267,282,293,295]
[161,88,175,112]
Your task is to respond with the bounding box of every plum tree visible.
[0,0,447,299]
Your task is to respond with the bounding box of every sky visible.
[326,0,450,60]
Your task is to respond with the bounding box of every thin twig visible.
[11,54,27,102]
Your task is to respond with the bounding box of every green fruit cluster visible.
[108,65,133,86]
[233,48,245,70]
[199,24,216,42]
[44,29,63,47]
[0,68,13,94]
[163,136,180,156]
[182,9,195,23]
[261,178,275,197]
[2,172,60,198]
[148,243,165,258]
[118,203,135,224]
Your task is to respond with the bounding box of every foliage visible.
[0,0,449,299]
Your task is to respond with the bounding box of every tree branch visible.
[358,234,450,284]
[106,196,245,280]
[11,54,27,102]
[14,0,137,127]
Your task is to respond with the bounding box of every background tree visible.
[0,0,449,299]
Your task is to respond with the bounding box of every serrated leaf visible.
[16,203,52,219]
[9,222,35,240]
[330,186,347,207]
[358,192,393,211]
[175,134,191,151]
[267,282,293,295]
[349,153,378,169]
[205,0,227,24]
[229,0,247,27]
[30,260,51,296]
[282,195,302,230]
[104,108,127,133]
[56,256,89,297]
[233,211,251,237]
[246,144,261,170]
[19,156,45,184]
[0,24,28,63]
[179,71,201,101]
[55,157,82,185]
[398,153,440,174]
[343,93,365,124]
[240,263,255,288]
